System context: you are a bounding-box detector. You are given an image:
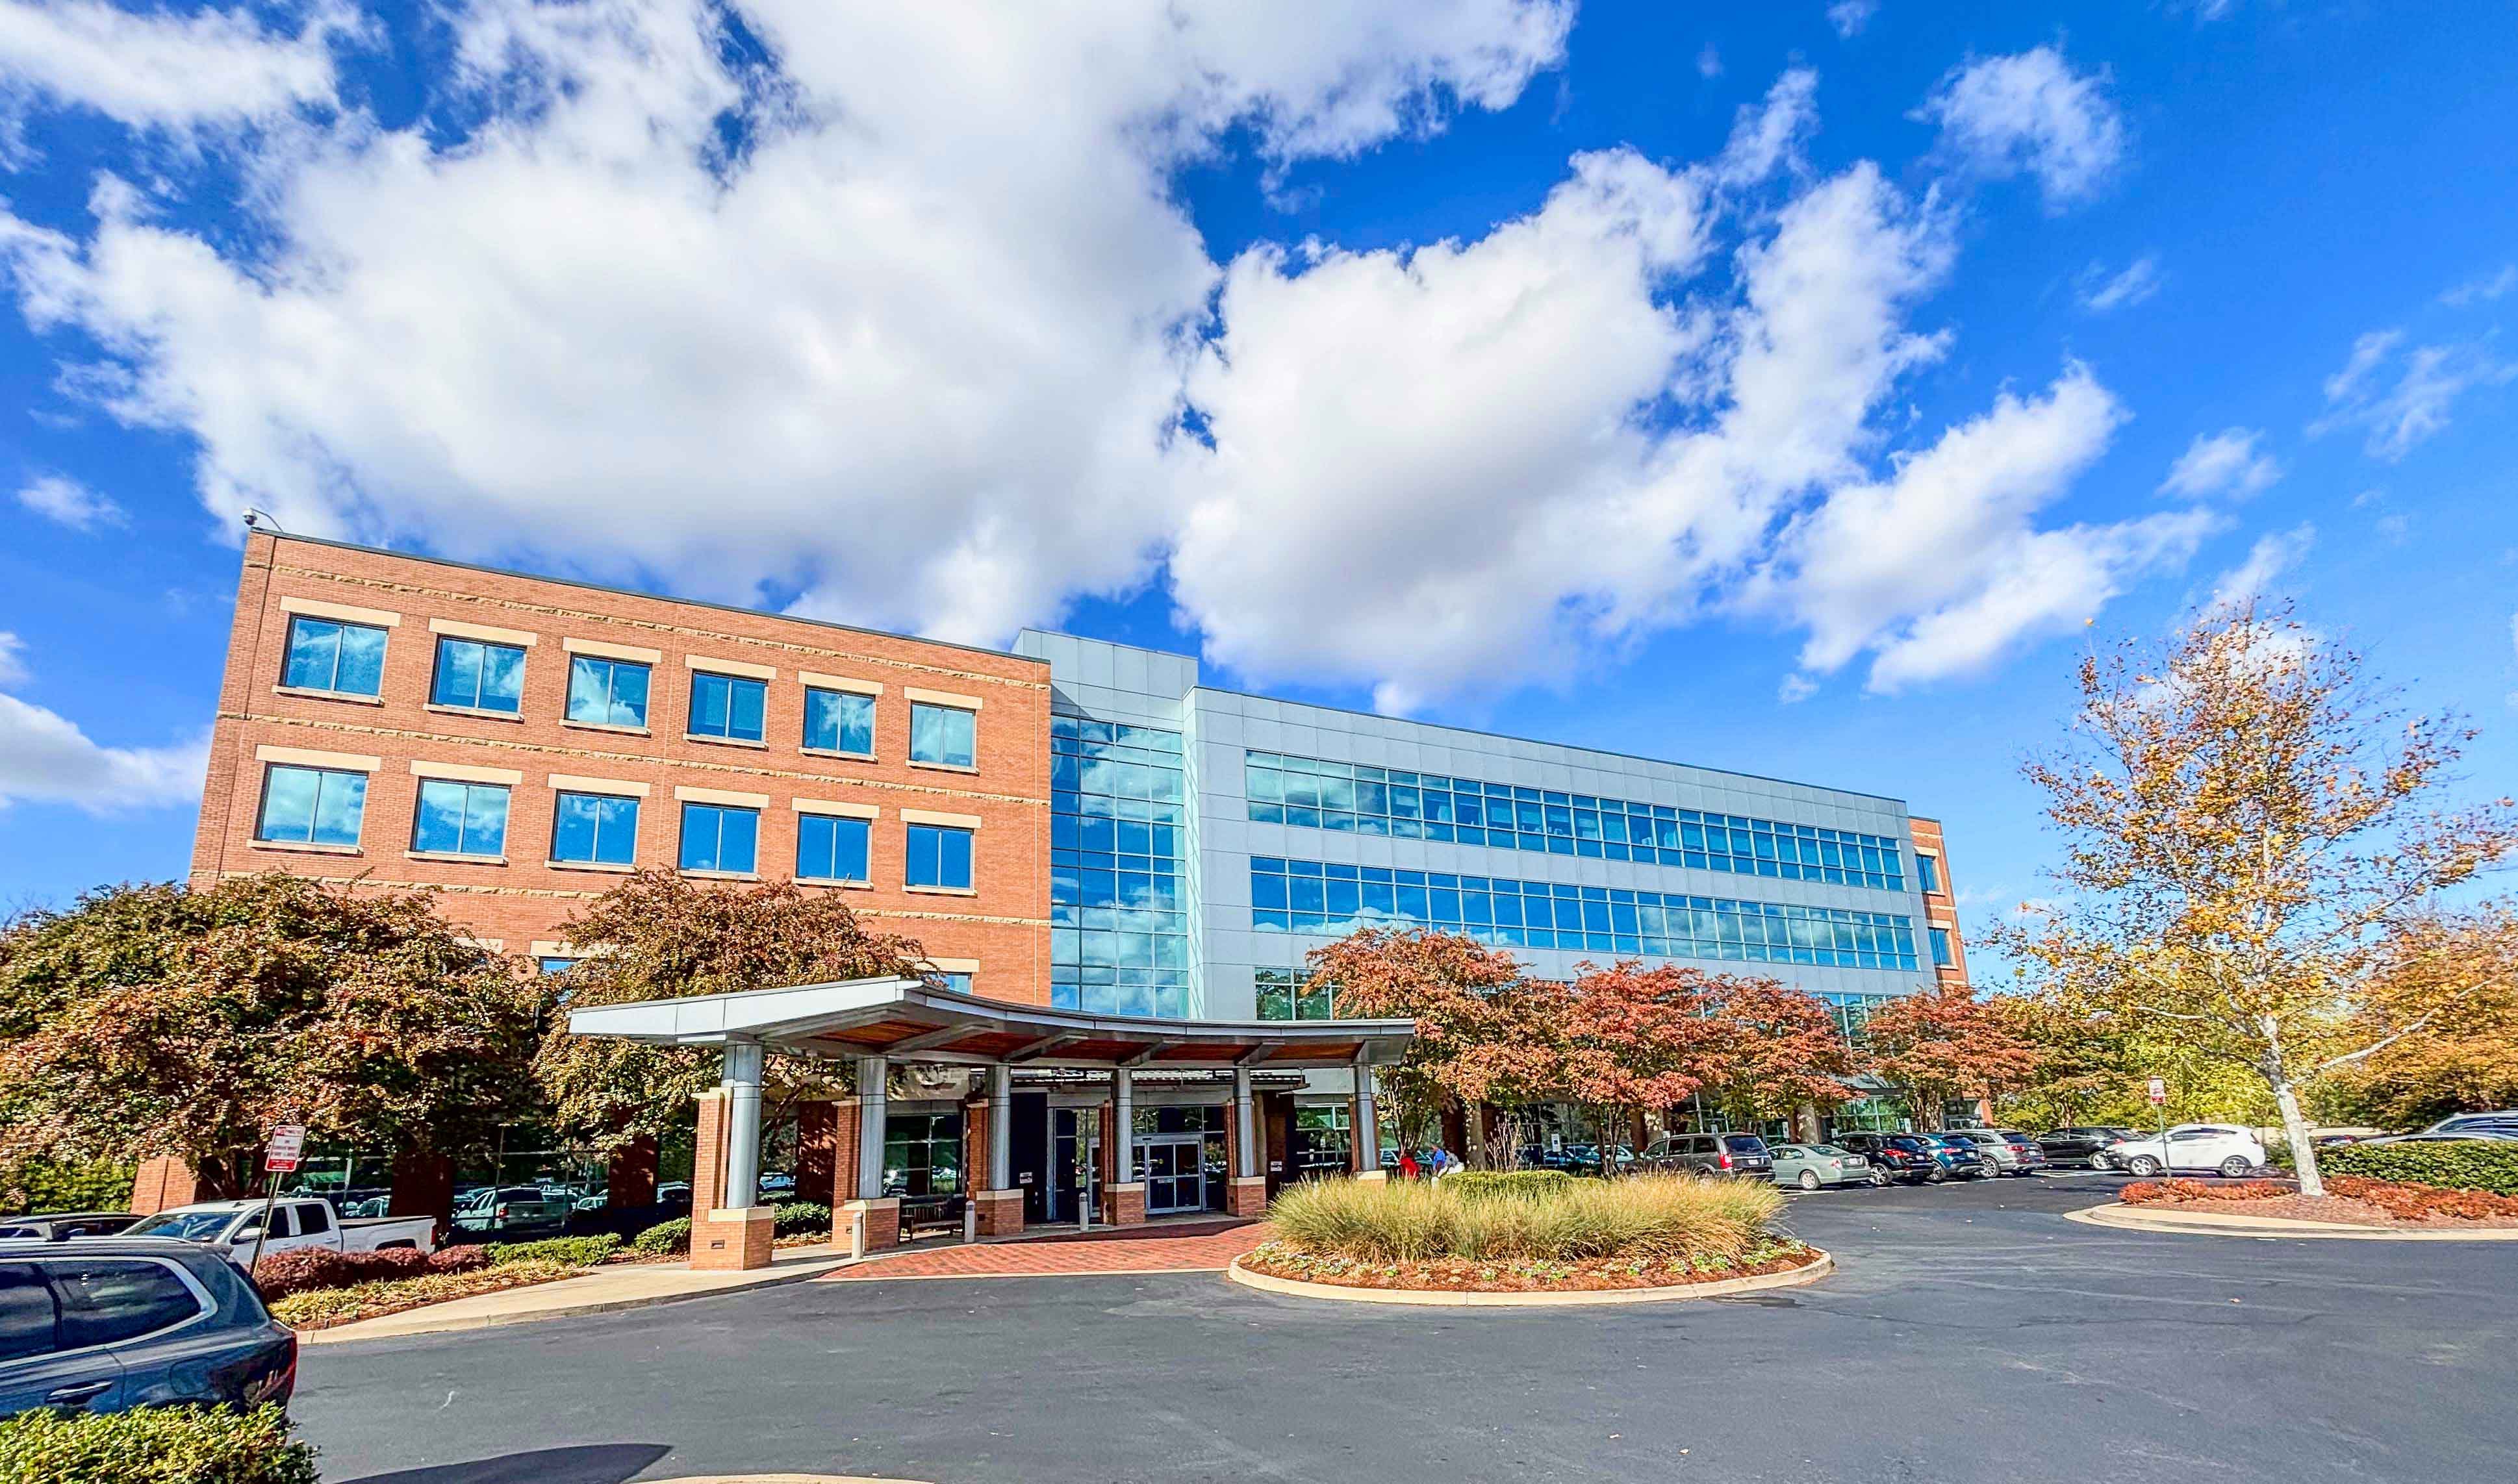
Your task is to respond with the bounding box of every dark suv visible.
[1639,1133,1773,1178]
[1835,1131,1984,1183]
[2037,1127,2142,1168]
[0,1238,296,1418]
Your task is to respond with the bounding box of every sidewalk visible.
[298,1244,853,1345]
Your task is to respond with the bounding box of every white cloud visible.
[14,470,121,529]
[2311,329,2517,461]
[1917,47,2126,209]
[2207,523,2313,612]
[2076,255,2161,313]
[2158,427,2280,500]
[1696,43,1722,80]
[1714,68,1819,188]
[0,632,205,809]
[2442,264,2517,307]
[1826,1,1877,39]
[0,0,350,138]
[1776,673,1818,703]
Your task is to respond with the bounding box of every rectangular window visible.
[537,957,578,975]
[687,670,767,742]
[932,971,973,995]
[565,655,651,729]
[1929,927,1955,967]
[550,792,640,866]
[909,703,976,768]
[802,688,875,755]
[281,616,387,697]
[256,764,368,847]
[679,803,760,874]
[411,779,510,858]
[1917,853,1941,894]
[796,814,872,883]
[428,637,524,713]
[906,822,974,889]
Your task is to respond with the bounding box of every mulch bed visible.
[1238,1240,1818,1294]
[271,1260,585,1331]
[2120,1177,2518,1230]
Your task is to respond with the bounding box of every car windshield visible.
[1722,1136,1766,1152]
[127,1211,237,1241]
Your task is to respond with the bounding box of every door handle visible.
[45,1381,110,1405]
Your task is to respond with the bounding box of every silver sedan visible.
[1768,1143,1877,1190]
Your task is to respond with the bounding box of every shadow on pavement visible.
[339,1442,674,1484]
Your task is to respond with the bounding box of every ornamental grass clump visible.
[1267,1173,1783,1266]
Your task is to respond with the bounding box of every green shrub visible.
[0,1403,315,1484]
[268,1259,579,1330]
[631,1216,692,1255]
[1267,1172,1783,1266]
[0,1156,134,1216]
[1440,1169,1580,1200]
[2319,1140,2518,1194]
[773,1201,831,1237]
[483,1233,621,1267]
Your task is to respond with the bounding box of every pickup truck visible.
[122,1198,437,1259]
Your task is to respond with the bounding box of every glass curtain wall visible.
[1049,715,1192,1016]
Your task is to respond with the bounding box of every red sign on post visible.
[2146,1077,2168,1107]
[264,1124,306,1174]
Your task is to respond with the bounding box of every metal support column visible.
[1354,1062,1379,1174]
[1112,1066,1134,1185]
[722,1040,765,1210]
[987,1064,1013,1192]
[1232,1067,1257,1179]
[855,1055,888,1201]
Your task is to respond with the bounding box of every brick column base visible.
[690,1207,776,1272]
[1102,1181,1146,1226]
[129,1156,201,1217]
[1227,1177,1268,1218]
[839,1198,901,1253]
[973,1188,1024,1237]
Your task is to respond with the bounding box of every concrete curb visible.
[1223,1249,1833,1307]
[2068,1202,2518,1242]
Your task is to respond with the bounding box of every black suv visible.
[1835,1131,1983,1183]
[2037,1127,2141,1168]
[0,1238,297,1418]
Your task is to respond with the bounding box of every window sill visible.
[680,868,761,883]
[547,859,637,874]
[562,720,652,737]
[800,748,879,763]
[408,851,506,866]
[272,686,385,707]
[426,703,524,723]
[907,759,980,775]
[685,733,769,750]
[797,877,875,890]
[902,883,978,896]
[251,840,362,857]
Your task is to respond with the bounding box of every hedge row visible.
[631,1201,831,1255]
[483,1233,621,1268]
[253,1244,489,1301]
[2319,1140,2518,1195]
[0,1403,315,1484]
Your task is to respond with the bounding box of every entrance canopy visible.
[565,975,1416,1069]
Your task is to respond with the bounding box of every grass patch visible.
[268,1259,582,1330]
[1267,1172,1784,1266]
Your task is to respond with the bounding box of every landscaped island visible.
[1240,1171,1821,1296]
[2120,1177,2518,1230]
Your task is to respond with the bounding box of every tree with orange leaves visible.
[1696,975,1860,1132]
[2321,913,2518,1128]
[1560,961,1727,1173]
[1856,979,2041,1130]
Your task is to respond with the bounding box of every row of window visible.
[1243,751,1909,891]
[253,762,975,888]
[1248,857,1922,972]
[1051,713,1193,1020]
[281,615,977,764]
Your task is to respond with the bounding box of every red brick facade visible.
[1907,816,1968,988]
[190,532,1053,1004]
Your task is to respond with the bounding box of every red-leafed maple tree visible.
[1560,961,1727,1173]
[1856,979,2041,1129]
[1696,975,1859,1131]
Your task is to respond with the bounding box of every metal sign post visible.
[248,1124,306,1280]
[2146,1079,2169,1176]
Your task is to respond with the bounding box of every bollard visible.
[848,1206,866,1261]
[963,1201,978,1244]
[1078,1182,1092,1233]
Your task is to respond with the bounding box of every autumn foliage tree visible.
[1996,605,2518,1195]
[1694,975,1859,1132]
[533,870,935,1149]
[1855,980,2039,1130]
[1559,962,1728,1172]
[0,875,548,1196]
[2317,914,2518,1129]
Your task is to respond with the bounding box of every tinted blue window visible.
[803,688,876,754]
[1917,854,1941,893]
[688,671,767,742]
[257,764,366,846]
[566,655,650,728]
[282,616,387,696]
[551,792,639,865]
[429,636,524,712]
[906,822,973,889]
[538,957,578,975]
[909,703,976,768]
[798,813,872,883]
[411,779,509,857]
[680,803,759,874]
[1929,927,1955,967]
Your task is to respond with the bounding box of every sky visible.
[0,1,2514,981]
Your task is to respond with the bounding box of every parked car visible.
[2359,1111,2518,1146]
[2103,1124,2269,1177]
[1835,1131,1982,1183]
[125,1198,435,1259]
[1946,1129,2048,1177]
[1923,1135,1998,1178]
[0,1213,141,1242]
[0,1237,297,1418]
[757,1172,798,1196]
[2037,1126,2142,1168]
[1766,1143,1872,1190]
[450,1186,573,1238]
[1638,1133,1773,1179]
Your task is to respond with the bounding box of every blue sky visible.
[1,1,2513,979]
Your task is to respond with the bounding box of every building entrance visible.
[1138,1134,1205,1216]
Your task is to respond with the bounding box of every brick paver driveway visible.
[823,1219,1265,1279]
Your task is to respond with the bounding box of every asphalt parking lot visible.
[298,1170,2517,1484]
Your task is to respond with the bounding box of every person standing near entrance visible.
[1397,1148,1421,1180]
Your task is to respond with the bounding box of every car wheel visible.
[2128,1155,2163,1177]
[2218,1156,2253,1178]
[1798,1170,1823,1191]
[1869,1170,1892,1187]
[2089,1152,2111,1171]
[1924,1166,1947,1183]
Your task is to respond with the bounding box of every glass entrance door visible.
[1140,1135,1204,1216]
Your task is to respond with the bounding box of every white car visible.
[2103,1124,2268,1178]
[124,1197,438,1259]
